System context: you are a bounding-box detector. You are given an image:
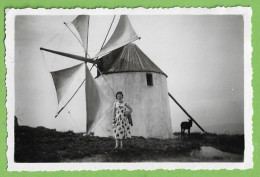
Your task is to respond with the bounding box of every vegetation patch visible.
[15,126,244,162]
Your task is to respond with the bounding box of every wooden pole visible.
[168,92,205,132]
[40,47,99,64]
[100,15,116,50]
[55,79,86,118]
[85,17,90,58]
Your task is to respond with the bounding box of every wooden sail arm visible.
[40,47,99,64]
[168,92,205,132]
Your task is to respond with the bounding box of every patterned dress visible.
[113,101,131,139]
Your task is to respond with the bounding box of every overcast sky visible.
[15,15,244,133]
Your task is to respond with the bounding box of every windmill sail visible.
[95,15,139,58]
[85,63,110,132]
[72,15,90,53]
[51,62,110,132]
[45,15,140,134]
[50,63,85,111]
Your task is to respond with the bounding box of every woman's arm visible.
[125,104,133,113]
[113,103,116,118]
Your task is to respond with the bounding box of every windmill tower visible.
[94,43,172,138]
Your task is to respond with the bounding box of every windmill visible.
[40,15,205,139]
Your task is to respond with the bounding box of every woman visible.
[112,91,133,149]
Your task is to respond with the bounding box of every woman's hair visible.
[116,91,123,99]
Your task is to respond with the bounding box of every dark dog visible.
[181,119,193,138]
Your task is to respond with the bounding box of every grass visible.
[14,125,244,162]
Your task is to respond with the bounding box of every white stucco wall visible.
[94,72,172,139]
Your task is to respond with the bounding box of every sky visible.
[15,15,244,134]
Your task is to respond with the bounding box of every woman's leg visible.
[120,140,123,148]
[115,139,119,148]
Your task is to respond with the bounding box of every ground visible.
[14,125,244,162]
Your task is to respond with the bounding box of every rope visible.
[60,108,76,131]
[65,22,92,59]
[41,51,50,72]
[116,46,129,92]
[95,65,115,96]
[89,63,95,71]
[50,28,66,71]
[64,22,84,51]
[90,105,113,133]
[91,56,129,96]
[41,27,67,48]
[41,50,60,112]
[65,107,80,130]
[122,72,130,92]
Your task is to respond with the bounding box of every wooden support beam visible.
[40,47,99,64]
[168,92,205,132]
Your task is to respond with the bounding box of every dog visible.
[181,119,193,138]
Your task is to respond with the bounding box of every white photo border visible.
[5,7,253,171]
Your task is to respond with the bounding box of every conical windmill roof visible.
[96,43,167,77]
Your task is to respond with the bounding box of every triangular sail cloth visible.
[95,15,139,58]
[51,63,111,132]
[85,63,111,132]
[50,63,85,110]
[72,15,90,53]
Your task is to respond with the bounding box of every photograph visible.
[5,8,252,171]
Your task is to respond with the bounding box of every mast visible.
[40,47,98,64]
[85,16,89,132]
[85,16,90,58]
[168,92,205,132]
